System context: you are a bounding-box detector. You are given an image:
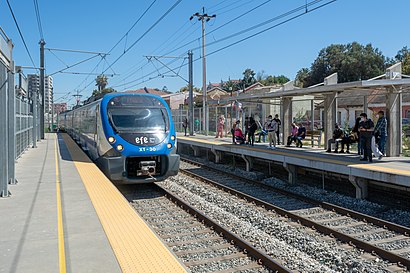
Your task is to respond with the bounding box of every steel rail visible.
[179,158,410,269]
[154,183,292,273]
[181,157,410,235]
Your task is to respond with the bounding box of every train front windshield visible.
[107,96,170,133]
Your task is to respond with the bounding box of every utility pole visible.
[188,50,194,136]
[73,90,82,107]
[39,39,45,139]
[190,8,216,136]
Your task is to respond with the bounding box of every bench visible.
[303,130,322,147]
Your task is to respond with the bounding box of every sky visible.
[1,0,410,108]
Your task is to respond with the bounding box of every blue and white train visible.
[59,93,179,183]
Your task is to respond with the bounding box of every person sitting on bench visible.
[234,127,246,144]
[326,123,344,153]
[286,123,299,146]
[340,131,358,153]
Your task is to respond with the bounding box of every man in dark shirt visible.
[296,123,306,148]
[326,123,344,153]
[273,114,281,145]
[359,113,374,163]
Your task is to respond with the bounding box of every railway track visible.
[178,157,410,271]
[119,184,289,273]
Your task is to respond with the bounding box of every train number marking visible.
[139,147,157,152]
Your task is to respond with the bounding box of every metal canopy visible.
[221,78,410,104]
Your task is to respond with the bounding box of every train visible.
[58,93,179,183]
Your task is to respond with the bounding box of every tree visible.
[295,68,311,87]
[395,46,410,75]
[91,75,116,99]
[261,75,290,86]
[178,85,200,93]
[95,74,108,91]
[221,80,240,95]
[298,42,386,86]
[241,68,256,88]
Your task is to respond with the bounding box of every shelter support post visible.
[283,162,297,185]
[190,145,200,157]
[324,92,337,150]
[386,89,402,157]
[241,155,253,172]
[282,97,292,145]
[349,175,368,199]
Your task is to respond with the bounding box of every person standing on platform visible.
[194,118,200,132]
[374,110,387,159]
[352,117,362,156]
[273,114,281,145]
[182,117,188,136]
[216,115,225,138]
[248,117,258,146]
[267,115,277,149]
[359,113,374,163]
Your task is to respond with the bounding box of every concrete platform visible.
[0,133,186,273]
[177,133,410,198]
[0,134,121,273]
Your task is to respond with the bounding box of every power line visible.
[49,54,101,76]
[5,0,37,70]
[115,0,337,91]
[33,0,44,39]
[106,0,158,55]
[102,0,183,74]
[206,0,337,58]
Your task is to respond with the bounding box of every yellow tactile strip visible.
[61,134,187,273]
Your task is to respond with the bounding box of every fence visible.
[15,97,35,158]
[172,105,251,136]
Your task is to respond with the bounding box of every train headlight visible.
[116,144,124,151]
[167,143,172,149]
[108,136,116,143]
[171,135,176,141]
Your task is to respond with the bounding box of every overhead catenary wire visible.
[112,0,270,88]
[102,0,183,75]
[6,0,38,70]
[115,0,337,91]
[64,0,168,99]
[33,0,44,39]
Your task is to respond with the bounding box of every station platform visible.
[0,133,187,273]
[177,133,410,197]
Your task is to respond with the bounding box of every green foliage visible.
[221,80,240,94]
[295,68,311,87]
[95,74,108,91]
[91,75,116,99]
[179,85,201,93]
[92,87,116,97]
[261,75,290,85]
[241,68,256,88]
[395,46,410,75]
[295,42,386,87]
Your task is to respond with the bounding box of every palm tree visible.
[95,75,108,91]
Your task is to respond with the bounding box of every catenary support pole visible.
[188,51,194,136]
[39,39,46,139]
